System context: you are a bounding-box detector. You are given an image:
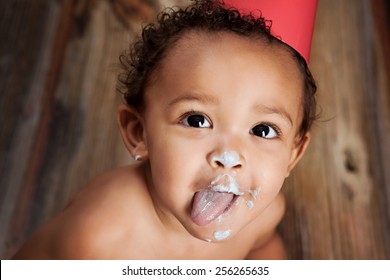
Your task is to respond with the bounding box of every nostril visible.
[211,151,242,169]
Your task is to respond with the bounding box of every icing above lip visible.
[210,174,243,195]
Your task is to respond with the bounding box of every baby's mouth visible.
[191,174,242,226]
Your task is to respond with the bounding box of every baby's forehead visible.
[157,30,301,82]
[170,30,267,57]
[145,30,305,120]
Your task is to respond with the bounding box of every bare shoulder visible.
[244,192,286,259]
[13,164,152,259]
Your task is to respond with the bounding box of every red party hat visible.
[223,0,318,63]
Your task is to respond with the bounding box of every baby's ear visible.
[117,104,148,160]
[286,132,311,177]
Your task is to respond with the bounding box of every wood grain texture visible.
[0,0,64,258]
[280,0,390,259]
[0,0,389,259]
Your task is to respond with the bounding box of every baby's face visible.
[141,32,305,242]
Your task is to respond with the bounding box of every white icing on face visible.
[213,229,231,241]
[211,151,241,169]
[246,187,261,208]
[203,175,262,242]
[249,187,261,200]
[246,200,254,209]
[210,174,243,195]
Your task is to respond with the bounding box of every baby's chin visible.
[185,195,261,242]
[187,225,236,243]
[184,213,251,243]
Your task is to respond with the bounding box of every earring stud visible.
[134,155,141,161]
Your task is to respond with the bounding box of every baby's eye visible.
[181,113,211,128]
[250,124,279,139]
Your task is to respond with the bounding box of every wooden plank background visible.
[0,0,389,259]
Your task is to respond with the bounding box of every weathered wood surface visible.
[0,0,389,259]
[280,0,390,259]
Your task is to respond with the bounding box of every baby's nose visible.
[210,151,243,169]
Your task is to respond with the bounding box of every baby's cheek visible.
[255,174,285,207]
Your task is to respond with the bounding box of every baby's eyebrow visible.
[253,104,293,127]
[168,92,219,107]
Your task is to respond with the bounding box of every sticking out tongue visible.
[191,190,234,226]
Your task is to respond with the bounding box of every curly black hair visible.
[117,0,317,141]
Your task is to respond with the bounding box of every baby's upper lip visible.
[209,174,243,195]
